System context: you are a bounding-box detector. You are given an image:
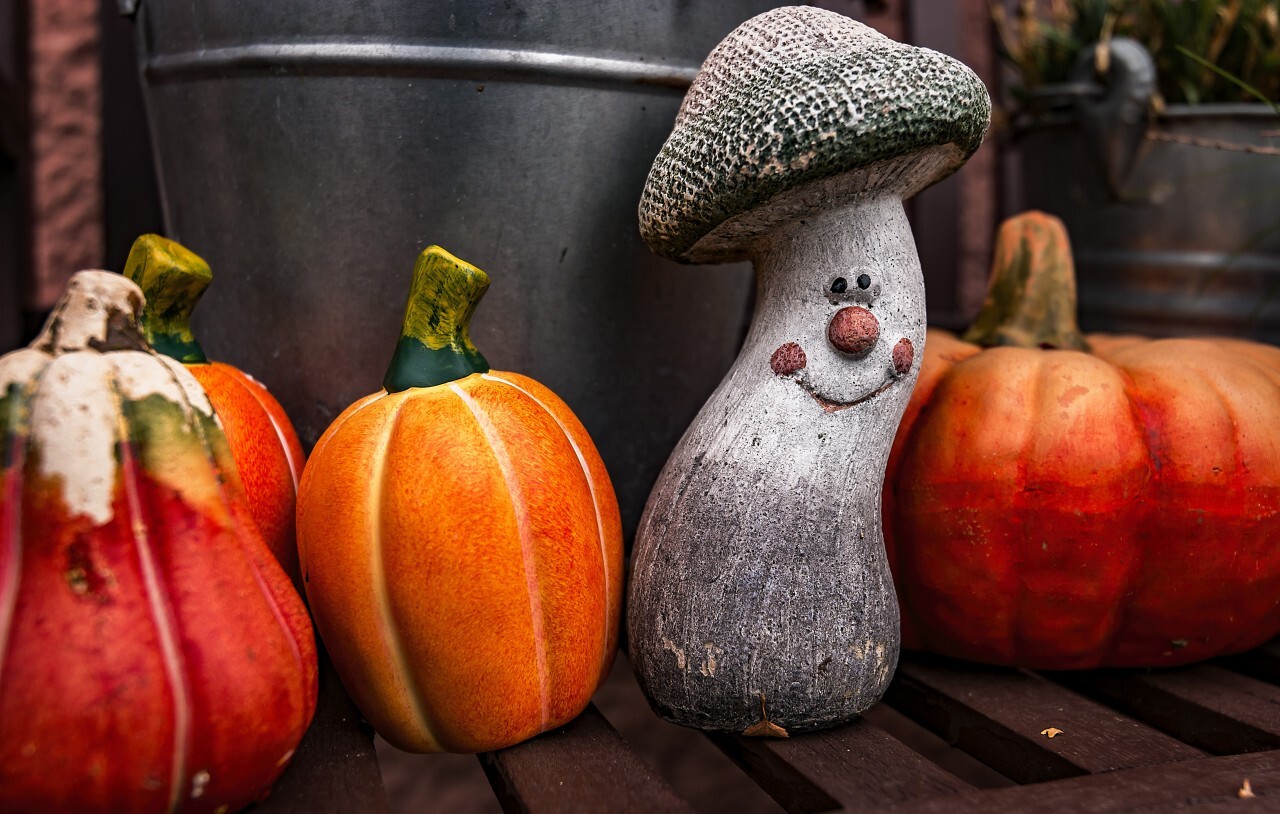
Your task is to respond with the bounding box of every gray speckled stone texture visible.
[639,6,990,263]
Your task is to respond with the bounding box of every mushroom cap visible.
[639,6,992,264]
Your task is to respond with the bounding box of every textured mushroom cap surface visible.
[639,6,991,263]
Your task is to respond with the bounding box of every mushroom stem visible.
[747,195,915,354]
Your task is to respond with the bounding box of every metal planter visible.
[126,0,788,535]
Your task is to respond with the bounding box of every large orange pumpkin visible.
[0,271,317,812]
[298,246,623,753]
[124,235,305,581]
[884,212,1280,669]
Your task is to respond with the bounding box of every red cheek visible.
[770,342,807,376]
[892,338,914,376]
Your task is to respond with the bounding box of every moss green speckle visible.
[639,7,991,262]
[963,212,1089,351]
[1,382,31,470]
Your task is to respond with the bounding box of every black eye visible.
[830,277,848,294]
[856,274,872,290]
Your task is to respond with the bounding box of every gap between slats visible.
[884,655,1205,785]
[880,749,1279,813]
[1050,664,1280,755]
[253,650,388,814]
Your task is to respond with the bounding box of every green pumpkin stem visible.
[123,234,212,364]
[383,246,491,392]
[962,211,1089,352]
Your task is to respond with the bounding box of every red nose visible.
[828,306,879,356]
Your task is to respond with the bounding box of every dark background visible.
[0,0,1001,357]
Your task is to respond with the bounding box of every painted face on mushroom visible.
[770,265,916,413]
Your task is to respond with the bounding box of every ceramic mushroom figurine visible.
[627,7,990,735]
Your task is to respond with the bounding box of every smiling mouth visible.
[790,371,897,413]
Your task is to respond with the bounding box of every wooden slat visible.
[1220,640,1280,686]
[254,653,388,813]
[861,703,1016,790]
[886,657,1203,784]
[479,704,694,814]
[708,713,973,814]
[884,750,1280,813]
[1056,665,1280,755]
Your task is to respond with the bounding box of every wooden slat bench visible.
[254,644,1280,812]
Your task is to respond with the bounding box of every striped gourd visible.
[0,271,316,812]
[298,247,622,753]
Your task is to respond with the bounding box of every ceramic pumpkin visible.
[298,246,623,753]
[0,271,317,812]
[884,211,1280,669]
[124,235,305,581]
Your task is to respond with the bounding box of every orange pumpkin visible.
[883,212,1280,669]
[0,271,317,812]
[298,246,623,753]
[124,236,305,581]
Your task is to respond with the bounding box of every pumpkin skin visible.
[298,247,623,753]
[0,271,318,812]
[181,362,304,579]
[124,235,305,581]
[883,212,1280,669]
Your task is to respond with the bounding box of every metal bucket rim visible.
[1011,101,1280,139]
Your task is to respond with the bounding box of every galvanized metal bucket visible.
[1009,40,1280,342]
[124,0,787,536]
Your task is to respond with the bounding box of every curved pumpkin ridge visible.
[150,354,317,745]
[1227,347,1280,391]
[196,363,305,577]
[1179,348,1275,655]
[109,377,193,813]
[450,382,552,731]
[1212,338,1280,382]
[154,357,308,661]
[883,329,978,650]
[297,391,383,585]
[227,367,304,491]
[1008,350,1052,663]
[368,394,439,749]
[1022,350,1147,665]
[1105,341,1266,662]
[948,346,1042,662]
[481,372,613,682]
[1086,361,1151,666]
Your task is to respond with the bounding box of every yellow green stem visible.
[383,246,491,392]
[962,211,1089,351]
[123,234,212,364]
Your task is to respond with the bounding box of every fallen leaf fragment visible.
[1040,727,1064,739]
[742,694,790,739]
[1239,778,1255,799]
[743,719,790,738]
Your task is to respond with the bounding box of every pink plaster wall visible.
[27,0,103,310]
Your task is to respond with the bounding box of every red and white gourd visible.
[0,271,317,812]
